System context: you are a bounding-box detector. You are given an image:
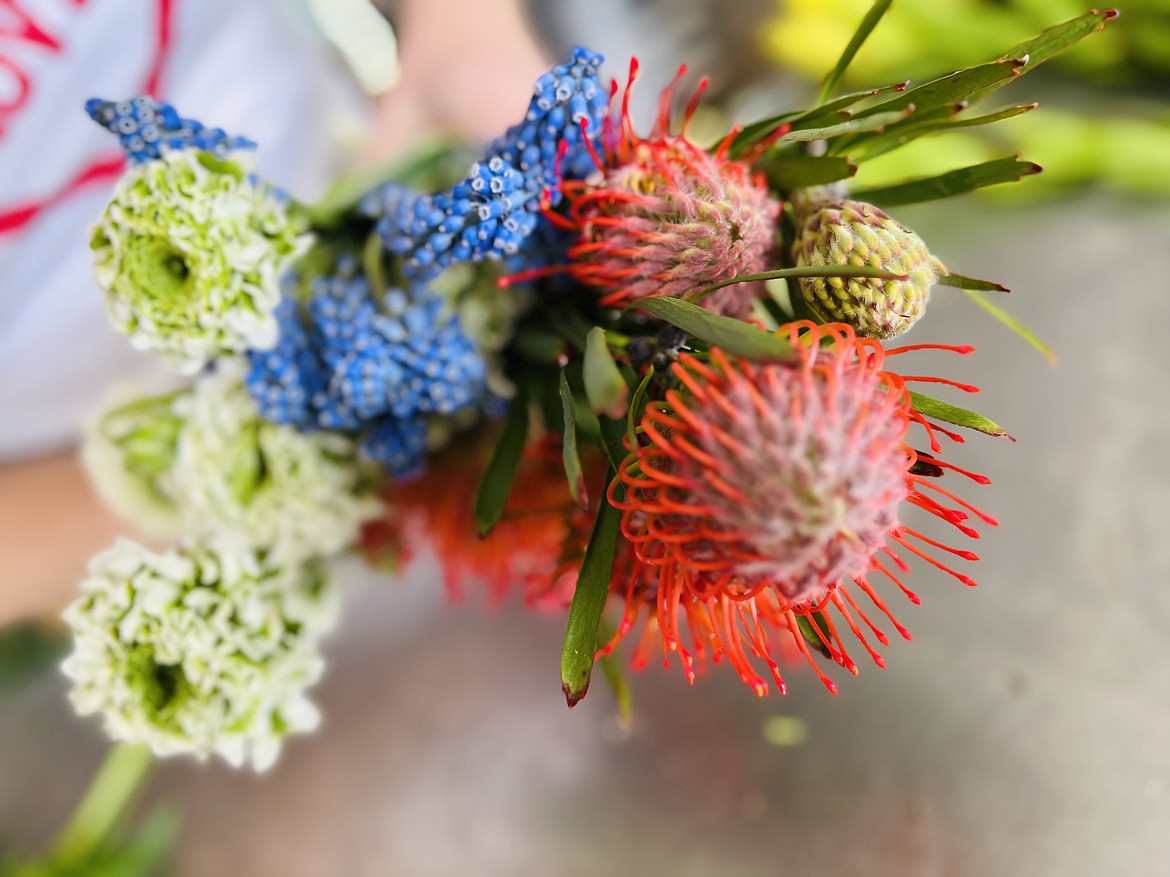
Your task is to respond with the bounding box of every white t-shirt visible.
[0,0,366,459]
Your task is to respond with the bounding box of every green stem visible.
[50,744,154,869]
[686,265,908,303]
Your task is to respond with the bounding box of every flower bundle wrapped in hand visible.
[65,7,1116,770]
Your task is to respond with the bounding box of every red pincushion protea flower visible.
[604,321,995,695]
[553,61,783,318]
[375,434,598,609]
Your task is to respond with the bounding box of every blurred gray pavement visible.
[2,193,1169,876]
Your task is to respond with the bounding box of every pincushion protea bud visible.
[556,61,782,318]
[791,190,944,339]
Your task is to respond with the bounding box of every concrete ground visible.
[2,193,1168,876]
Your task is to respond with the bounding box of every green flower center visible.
[127,645,192,727]
[123,235,195,305]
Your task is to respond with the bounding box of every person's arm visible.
[364,0,548,162]
[0,452,128,625]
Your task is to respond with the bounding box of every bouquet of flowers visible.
[61,7,1116,778]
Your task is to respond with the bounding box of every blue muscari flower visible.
[86,95,256,164]
[245,296,328,430]
[244,260,488,478]
[362,48,607,281]
[485,46,609,195]
[361,416,428,480]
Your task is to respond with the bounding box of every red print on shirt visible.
[0,0,175,235]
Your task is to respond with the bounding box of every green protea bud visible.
[791,190,944,339]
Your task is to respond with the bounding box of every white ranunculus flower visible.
[90,150,312,373]
[172,362,380,564]
[62,539,338,771]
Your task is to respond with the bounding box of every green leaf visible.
[558,370,588,508]
[583,327,629,419]
[362,230,387,298]
[848,103,1038,161]
[817,0,895,104]
[855,58,1025,120]
[473,384,530,537]
[561,486,624,707]
[0,623,66,699]
[301,139,473,227]
[759,154,857,190]
[777,108,911,143]
[796,612,833,659]
[512,326,566,363]
[632,297,795,362]
[626,369,654,453]
[962,289,1055,363]
[936,272,1009,293]
[852,156,1042,205]
[730,82,907,158]
[596,618,633,722]
[83,807,179,877]
[987,9,1120,92]
[598,415,629,474]
[792,81,910,128]
[909,391,1010,439]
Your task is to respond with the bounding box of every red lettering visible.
[0,52,30,136]
[0,0,63,53]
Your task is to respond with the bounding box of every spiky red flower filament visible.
[604,321,994,695]
[557,59,782,318]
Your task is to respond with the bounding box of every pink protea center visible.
[618,324,910,605]
[561,61,782,318]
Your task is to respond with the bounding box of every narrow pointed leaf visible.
[853,157,1042,205]
[909,391,1010,438]
[632,297,795,361]
[474,383,530,537]
[759,154,857,190]
[559,370,588,508]
[818,0,895,103]
[963,289,1055,363]
[561,486,623,707]
[988,10,1119,88]
[793,81,910,128]
[730,81,908,158]
[856,59,1025,120]
[598,415,628,474]
[849,103,1038,161]
[583,327,629,419]
[777,108,912,144]
[596,618,633,722]
[936,272,1009,293]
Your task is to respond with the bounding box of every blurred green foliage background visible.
[763,0,1170,197]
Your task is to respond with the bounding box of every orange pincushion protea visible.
[605,321,995,695]
[378,434,599,609]
[547,61,783,318]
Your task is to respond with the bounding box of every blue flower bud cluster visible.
[86,95,256,164]
[362,48,608,282]
[246,259,488,478]
[485,47,609,196]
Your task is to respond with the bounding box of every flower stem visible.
[49,743,154,869]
